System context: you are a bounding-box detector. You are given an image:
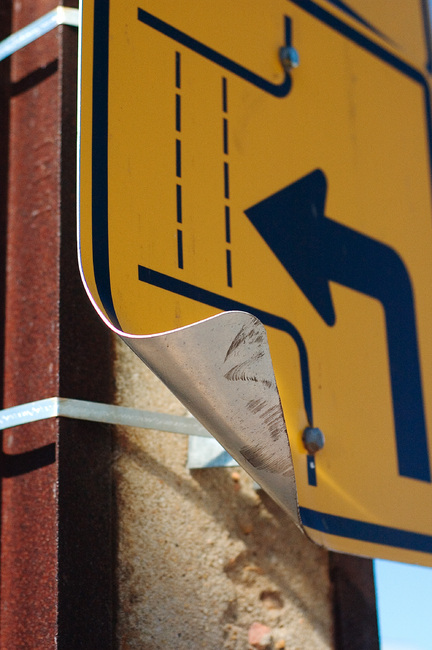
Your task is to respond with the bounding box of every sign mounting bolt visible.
[280,46,300,71]
[303,427,325,454]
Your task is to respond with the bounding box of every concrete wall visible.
[114,338,333,649]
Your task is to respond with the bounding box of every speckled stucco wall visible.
[114,338,333,649]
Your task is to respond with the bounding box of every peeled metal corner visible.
[120,311,302,528]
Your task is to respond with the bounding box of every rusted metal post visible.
[330,553,380,650]
[0,1,114,647]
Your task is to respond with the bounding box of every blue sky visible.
[374,560,432,650]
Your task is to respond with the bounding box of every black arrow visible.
[245,169,431,482]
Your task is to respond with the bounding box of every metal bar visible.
[0,397,212,438]
[187,435,237,468]
[0,7,79,62]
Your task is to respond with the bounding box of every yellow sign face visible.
[79,0,432,565]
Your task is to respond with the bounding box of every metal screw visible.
[302,427,325,454]
[280,46,300,71]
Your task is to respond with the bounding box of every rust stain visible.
[224,354,273,388]
[224,319,263,362]
[240,441,292,476]
[223,322,275,389]
[247,399,285,442]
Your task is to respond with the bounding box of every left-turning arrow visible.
[245,169,431,482]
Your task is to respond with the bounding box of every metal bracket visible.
[0,397,211,438]
[187,435,238,469]
[0,6,79,62]
[0,397,236,469]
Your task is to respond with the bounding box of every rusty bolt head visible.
[302,427,325,454]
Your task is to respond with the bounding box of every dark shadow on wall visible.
[10,58,58,96]
[1,442,56,477]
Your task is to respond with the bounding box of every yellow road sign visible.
[79,0,432,565]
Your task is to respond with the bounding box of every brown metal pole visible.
[330,553,380,650]
[1,2,60,644]
[0,1,115,647]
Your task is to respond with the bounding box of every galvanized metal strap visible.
[0,397,212,438]
[0,7,79,62]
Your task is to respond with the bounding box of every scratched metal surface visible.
[123,312,301,526]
